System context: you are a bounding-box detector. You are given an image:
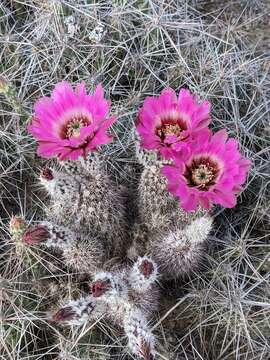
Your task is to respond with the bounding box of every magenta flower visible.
[162,130,251,212]
[28,82,115,160]
[136,88,211,159]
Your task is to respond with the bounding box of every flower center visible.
[185,156,220,191]
[156,111,188,143]
[192,164,215,186]
[59,114,91,139]
[157,123,182,140]
[65,116,89,138]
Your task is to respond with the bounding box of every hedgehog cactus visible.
[52,294,108,326]
[137,162,181,231]
[132,147,212,278]
[149,216,213,278]
[22,221,105,273]
[39,154,127,258]
[53,256,158,359]
[124,307,155,360]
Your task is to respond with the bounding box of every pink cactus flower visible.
[28,82,115,160]
[162,130,251,212]
[136,88,211,159]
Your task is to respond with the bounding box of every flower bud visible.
[52,307,76,322]
[139,259,154,279]
[23,225,50,245]
[91,279,112,298]
[40,167,54,181]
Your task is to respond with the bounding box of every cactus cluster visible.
[1,1,268,359]
[15,141,214,359]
